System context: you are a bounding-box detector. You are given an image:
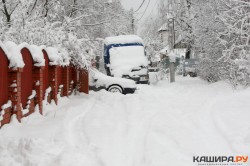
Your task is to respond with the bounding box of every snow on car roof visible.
[104,35,144,45]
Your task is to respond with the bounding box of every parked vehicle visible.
[183,59,199,77]
[148,67,160,84]
[103,35,149,84]
[89,69,137,94]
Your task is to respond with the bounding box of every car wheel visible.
[107,85,123,94]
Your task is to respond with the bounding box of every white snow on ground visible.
[1,76,250,166]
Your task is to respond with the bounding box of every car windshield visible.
[109,46,148,77]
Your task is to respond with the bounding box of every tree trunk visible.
[2,0,11,27]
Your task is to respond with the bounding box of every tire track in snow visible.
[62,95,106,166]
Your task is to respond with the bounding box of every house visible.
[158,23,171,48]
[158,23,194,60]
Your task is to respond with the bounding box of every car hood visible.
[90,69,136,89]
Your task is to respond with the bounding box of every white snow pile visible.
[1,77,250,166]
[0,41,25,68]
[58,47,70,66]
[41,45,70,66]
[29,45,45,66]
[0,77,250,166]
[0,101,12,121]
[109,46,149,77]
[1,100,12,110]
[19,43,45,67]
[90,69,136,89]
[1,41,70,67]
[104,35,143,45]
[45,47,61,65]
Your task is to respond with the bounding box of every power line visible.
[134,0,146,13]
[137,0,151,21]
[148,0,158,18]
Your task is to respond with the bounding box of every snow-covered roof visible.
[173,48,187,58]
[151,53,161,62]
[160,46,170,54]
[0,41,25,68]
[104,35,144,45]
[18,43,45,67]
[158,23,169,32]
[159,47,186,62]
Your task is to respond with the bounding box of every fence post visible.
[79,69,89,94]
[8,68,22,122]
[62,66,69,97]
[49,65,58,104]
[33,66,44,114]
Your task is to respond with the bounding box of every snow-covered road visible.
[1,77,250,166]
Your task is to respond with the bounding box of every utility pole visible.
[169,19,175,83]
[131,9,135,34]
[132,17,135,34]
[168,0,175,83]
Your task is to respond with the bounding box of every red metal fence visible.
[42,50,49,100]
[0,44,89,128]
[0,48,8,108]
[20,48,34,110]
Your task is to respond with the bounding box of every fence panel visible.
[20,48,34,108]
[0,48,9,107]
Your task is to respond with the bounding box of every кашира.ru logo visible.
[193,156,248,163]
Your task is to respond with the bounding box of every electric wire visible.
[134,0,146,12]
[137,0,151,21]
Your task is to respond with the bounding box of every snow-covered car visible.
[89,69,137,94]
[103,35,149,84]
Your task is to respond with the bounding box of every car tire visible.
[107,85,123,94]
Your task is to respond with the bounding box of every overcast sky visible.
[121,0,159,22]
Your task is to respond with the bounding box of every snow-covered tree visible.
[142,0,250,86]
[0,0,132,69]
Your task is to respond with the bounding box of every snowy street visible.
[0,0,249,165]
[1,77,250,166]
